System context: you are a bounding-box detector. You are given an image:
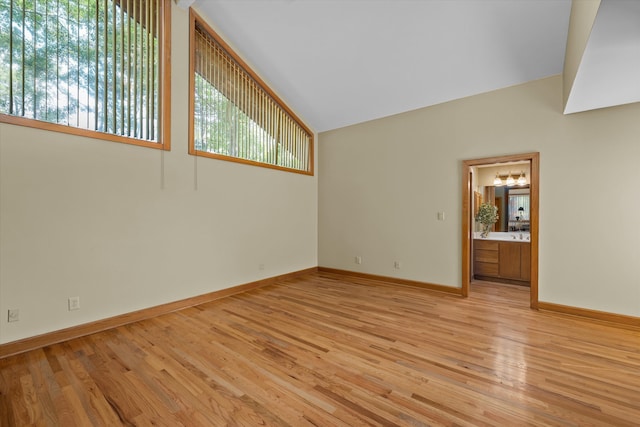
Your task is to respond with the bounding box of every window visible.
[508,189,530,231]
[189,11,313,175]
[0,0,171,150]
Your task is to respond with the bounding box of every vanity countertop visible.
[474,232,530,242]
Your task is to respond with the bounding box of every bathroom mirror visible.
[473,162,531,232]
[491,186,529,231]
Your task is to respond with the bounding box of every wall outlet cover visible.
[68,297,80,311]
[8,309,19,322]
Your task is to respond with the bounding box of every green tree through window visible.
[190,13,313,175]
[0,0,169,147]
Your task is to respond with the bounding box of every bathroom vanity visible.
[473,234,530,286]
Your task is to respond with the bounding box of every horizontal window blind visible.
[191,20,312,174]
[0,0,166,144]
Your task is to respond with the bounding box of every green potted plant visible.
[476,203,498,238]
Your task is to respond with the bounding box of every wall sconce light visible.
[493,173,503,186]
[517,171,527,186]
[505,172,515,186]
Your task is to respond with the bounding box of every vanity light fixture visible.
[493,171,527,186]
[505,172,515,186]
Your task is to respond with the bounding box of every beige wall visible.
[0,6,318,344]
[319,75,640,317]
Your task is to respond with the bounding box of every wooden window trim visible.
[188,9,314,175]
[0,0,172,151]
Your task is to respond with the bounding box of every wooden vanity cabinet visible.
[520,244,530,281]
[474,240,530,285]
[473,240,499,277]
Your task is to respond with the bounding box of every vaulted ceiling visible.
[564,0,640,114]
[192,0,636,133]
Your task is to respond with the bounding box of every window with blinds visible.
[0,0,170,149]
[189,11,313,175]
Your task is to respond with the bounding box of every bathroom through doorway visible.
[462,153,539,308]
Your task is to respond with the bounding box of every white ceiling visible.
[192,0,634,133]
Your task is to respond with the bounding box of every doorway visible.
[462,153,539,308]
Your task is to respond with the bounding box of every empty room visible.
[1,0,639,425]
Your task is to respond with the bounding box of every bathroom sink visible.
[474,232,530,242]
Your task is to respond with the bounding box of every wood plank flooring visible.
[1,271,639,426]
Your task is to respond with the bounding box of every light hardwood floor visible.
[1,271,639,426]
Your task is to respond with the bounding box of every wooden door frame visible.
[462,152,540,308]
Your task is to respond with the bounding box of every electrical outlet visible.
[8,309,19,322]
[355,256,362,265]
[438,211,445,221]
[68,296,80,311]
[394,261,401,269]
[259,263,265,271]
